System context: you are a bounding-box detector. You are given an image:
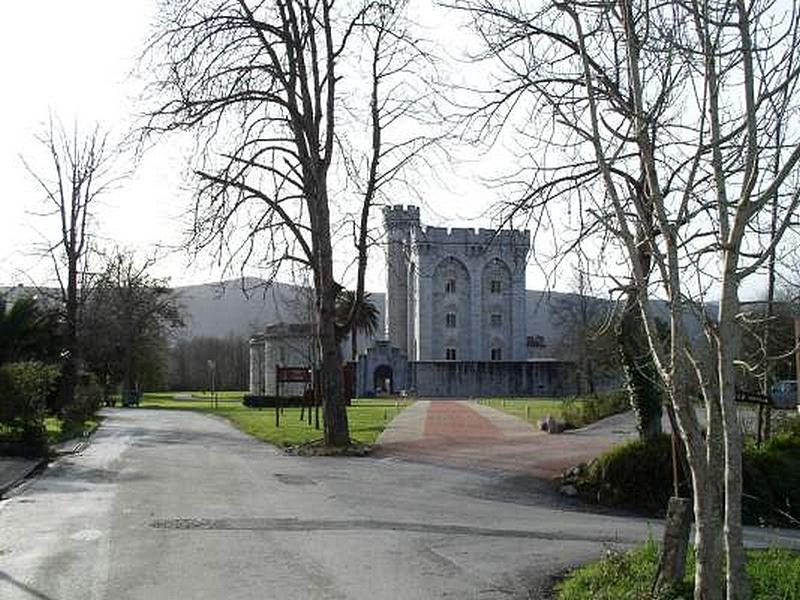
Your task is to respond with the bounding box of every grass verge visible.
[479,391,629,429]
[138,392,411,447]
[556,539,800,600]
[477,398,578,424]
[44,416,101,445]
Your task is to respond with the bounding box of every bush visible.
[578,434,690,513]
[563,390,630,428]
[742,429,800,527]
[575,421,800,527]
[62,372,103,431]
[0,361,60,456]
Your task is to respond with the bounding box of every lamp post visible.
[207,359,217,409]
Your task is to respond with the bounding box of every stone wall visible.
[410,360,575,397]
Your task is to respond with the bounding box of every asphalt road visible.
[1,408,797,600]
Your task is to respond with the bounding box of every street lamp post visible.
[207,359,217,409]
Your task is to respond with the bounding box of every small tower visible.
[383,205,420,354]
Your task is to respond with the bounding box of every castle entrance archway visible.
[373,364,394,394]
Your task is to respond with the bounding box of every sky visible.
[0,1,203,286]
[1,0,550,295]
[0,1,787,300]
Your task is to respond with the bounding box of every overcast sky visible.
[0,1,784,300]
[1,0,547,295]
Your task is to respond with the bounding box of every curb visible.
[0,432,94,499]
[0,458,48,499]
[52,435,92,457]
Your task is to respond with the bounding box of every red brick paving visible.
[376,400,629,479]
[423,400,504,440]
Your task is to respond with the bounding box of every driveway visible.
[375,400,640,478]
[1,408,796,600]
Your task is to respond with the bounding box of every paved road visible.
[1,408,797,600]
[375,400,642,478]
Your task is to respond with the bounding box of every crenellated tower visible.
[383,205,420,355]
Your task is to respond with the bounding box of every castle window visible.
[445,278,456,294]
[445,312,457,328]
[445,347,457,360]
[490,347,502,361]
[527,335,546,348]
[490,313,502,327]
[490,279,503,293]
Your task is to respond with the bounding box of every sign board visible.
[276,366,312,383]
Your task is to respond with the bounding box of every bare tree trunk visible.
[674,355,725,599]
[315,193,350,447]
[718,270,751,600]
[61,252,80,416]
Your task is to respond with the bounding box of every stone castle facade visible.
[249,204,575,399]
[383,205,530,362]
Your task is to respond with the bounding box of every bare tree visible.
[143,0,443,446]
[457,0,800,597]
[551,263,620,395]
[24,118,117,418]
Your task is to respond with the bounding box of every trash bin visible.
[122,390,141,407]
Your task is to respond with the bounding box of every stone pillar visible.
[407,262,417,359]
[471,267,482,360]
[417,265,434,360]
[248,337,265,395]
[511,234,529,360]
[511,271,527,360]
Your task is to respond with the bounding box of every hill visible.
[3,279,702,352]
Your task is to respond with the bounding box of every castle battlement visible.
[417,226,529,249]
[383,204,420,227]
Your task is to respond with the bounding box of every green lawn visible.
[477,398,585,425]
[138,392,410,447]
[556,538,800,599]
[44,416,101,445]
[478,392,629,429]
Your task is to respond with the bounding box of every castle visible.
[249,204,575,399]
[382,205,529,361]
[352,205,572,397]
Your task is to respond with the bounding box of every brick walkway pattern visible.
[375,400,636,479]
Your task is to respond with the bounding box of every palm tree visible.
[335,290,380,361]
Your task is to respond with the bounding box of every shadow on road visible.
[0,570,58,600]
